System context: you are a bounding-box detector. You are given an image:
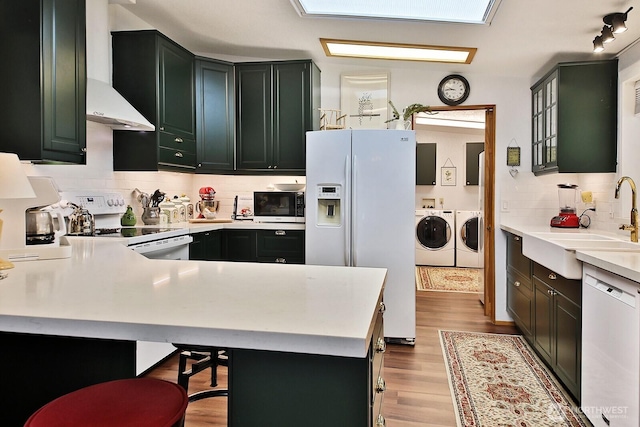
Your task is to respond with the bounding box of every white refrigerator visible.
[305,129,416,343]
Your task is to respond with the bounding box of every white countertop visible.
[0,239,385,358]
[500,222,640,284]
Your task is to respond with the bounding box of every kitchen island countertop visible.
[0,239,385,358]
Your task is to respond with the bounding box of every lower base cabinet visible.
[191,229,304,264]
[229,306,384,426]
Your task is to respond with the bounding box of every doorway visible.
[413,105,496,322]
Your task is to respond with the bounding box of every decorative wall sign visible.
[340,73,389,129]
[441,158,457,186]
[507,146,521,166]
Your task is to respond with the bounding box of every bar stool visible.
[173,344,229,402]
[24,378,188,427]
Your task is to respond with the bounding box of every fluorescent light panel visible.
[321,39,476,63]
[293,0,500,24]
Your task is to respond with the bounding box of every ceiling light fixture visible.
[593,7,632,53]
[320,38,477,64]
[593,35,604,53]
[604,7,633,34]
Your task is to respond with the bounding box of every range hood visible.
[86,78,155,131]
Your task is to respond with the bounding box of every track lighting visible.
[593,7,633,53]
[593,36,604,53]
[601,25,615,43]
[604,7,633,34]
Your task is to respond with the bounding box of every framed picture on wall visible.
[441,166,457,186]
[340,73,389,129]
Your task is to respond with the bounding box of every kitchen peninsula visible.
[0,239,386,426]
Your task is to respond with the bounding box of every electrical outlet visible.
[439,198,444,206]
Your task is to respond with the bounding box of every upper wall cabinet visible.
[112,30,196,172]
[235,60,320,173]
[195,57,235,173]
[465,142,485,185]
[531,60,617,175]
[1,0,86,164]
[416,143,436,185]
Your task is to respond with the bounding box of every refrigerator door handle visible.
[352,154,357,267]
[345,154,351,267]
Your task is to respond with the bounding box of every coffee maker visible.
[0,176,72,262]
[550,184,580,228]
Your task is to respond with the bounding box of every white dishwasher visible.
[582,264,639,427]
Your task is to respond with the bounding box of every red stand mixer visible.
[196,187,220,219]
[550,184,580,228]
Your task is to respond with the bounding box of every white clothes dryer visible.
[415,209,455,266]
[455,210,483,268]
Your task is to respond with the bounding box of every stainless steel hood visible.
[86,78,155,131]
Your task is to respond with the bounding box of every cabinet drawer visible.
[507,273,533,337]
[532,263,581,305]
[159,132,196,169]
[159,132,196,153]
[256,229,304,263]
[506,234,531,280]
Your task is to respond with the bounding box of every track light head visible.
[593,35,604,53]
[604,7,633,34]
[601,25,615,43]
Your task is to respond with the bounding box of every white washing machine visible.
[415,209,455,266]
[455,210,483,268]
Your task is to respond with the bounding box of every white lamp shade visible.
[0,153,36,199]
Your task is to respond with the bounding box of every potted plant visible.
[386,101,434,129]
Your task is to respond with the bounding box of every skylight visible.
[291,0,501,24]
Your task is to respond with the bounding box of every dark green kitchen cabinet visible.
[112,30,196,172]
[532,262,581,401]
[195,57,235,173]
[235,60,320,173]
[225,230,257,262]
[256,229,304,264]
[416,143,436,185]
[190,230,224,261]
[1,0,86,164]
[465,142,484,185]
[505,233,533,341]
[531,60,617,175]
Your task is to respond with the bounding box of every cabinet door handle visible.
[375,376,386,393]
[275,230,286,236]
[513,236,520,241]
[375,337,386,353]
[379,302,386,314]
[547,289,557,296]
[160,127,164,131]
[81,147,87,153]
[174,137,183,143]
[268,165,272,169]
[548,273,557,280]
[273,165,277,169]
[275,258,287,263]
[174,152,184,158]
[514,281,521,287]
[376,414,386,427]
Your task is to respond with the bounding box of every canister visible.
[159,200,178,224]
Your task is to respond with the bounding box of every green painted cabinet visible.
[225,230,257,262]
[112,30,196,172]
[416,143,436,185]
[506,233,533,341]
[256,229,304,264]
[1,0,86,164]
[531,60,617,175]
[235,60,320,173]
[195,57,235,173]
[532,262,581,401]
[190,230,224,261]
[465,142,484,185]
[229,305,384,426]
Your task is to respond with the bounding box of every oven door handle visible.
[130,235,193,255]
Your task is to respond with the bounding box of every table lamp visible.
[0,153,36,270]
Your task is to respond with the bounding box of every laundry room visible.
[414,109,485,295]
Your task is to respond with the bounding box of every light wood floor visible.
[144,290,517,426]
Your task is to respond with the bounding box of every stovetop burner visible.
[93,227,174,238]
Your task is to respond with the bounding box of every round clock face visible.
[437,74,470,106]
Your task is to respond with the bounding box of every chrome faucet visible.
[614,176,638,243]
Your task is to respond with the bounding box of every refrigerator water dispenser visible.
[316,185,341,226]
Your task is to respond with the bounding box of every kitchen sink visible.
[522,231,640,280]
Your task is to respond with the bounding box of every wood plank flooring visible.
[144,290,517,426]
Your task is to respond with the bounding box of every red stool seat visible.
[24,378,188,427]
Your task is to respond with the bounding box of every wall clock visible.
[437,74,470,106]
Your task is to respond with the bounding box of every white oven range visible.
[56,190,193,374]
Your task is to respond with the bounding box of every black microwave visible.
[253,191,305,223]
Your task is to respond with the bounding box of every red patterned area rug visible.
[440,331,589,427]
[416,266,481,293]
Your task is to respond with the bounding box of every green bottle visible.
[120,205,137,226]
